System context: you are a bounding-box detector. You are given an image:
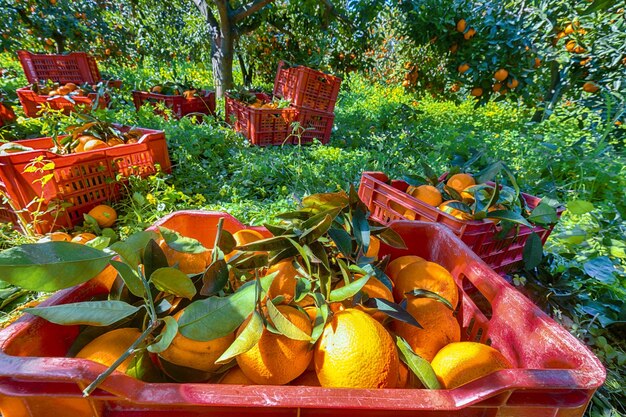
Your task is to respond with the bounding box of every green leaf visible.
[85,236,110,250]
[405,289,454,310]
[352,207,370,250]
[286,238,312,276]
[151,267,197,299]
[218,229,237,254]
[200,259,229,296]
[24,300,140,326]
[266,300,311,341]
[523,233,543,270]
[178,274,275,341]
[583,257,616,284]
[147,316,178,353]
[144,239,169,278]
[328,227,353,258]
[301,214,335,244]
[581,0,614,15]
[396,337,441,389]
[110,231,158,269]
[0,242,113,291]
[294,277,312,302]
[110,260,144,298]
[301,191,349,212]
[528,203,558,226]
[310,301,329,344]
[215,311,264,364]
[373,227,407,249]
[228,252,269,270]
[309,241,330,271]
[238,235,295,252]
[263,223,290,236]
[329,274,371,302]
[159,227,208,254]
[402,174,428,187]
[363,298,422,327]
[486,210,533,228]
[567,200,594,215]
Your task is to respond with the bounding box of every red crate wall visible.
[132,90,216,120]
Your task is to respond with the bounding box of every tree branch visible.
[232,0,274,24]
[191,0,220,32]
[319,0,354,29]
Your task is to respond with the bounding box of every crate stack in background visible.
[225,62,341,146]
[15,50,120,117]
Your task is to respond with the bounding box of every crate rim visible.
[0,211,605,413]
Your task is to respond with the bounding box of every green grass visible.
[0,53,625,416]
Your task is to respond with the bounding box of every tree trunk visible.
[210,26,234,97]
[532,61,562,122]
[53,35,65,54]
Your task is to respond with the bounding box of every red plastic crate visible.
[0,102,16,126]
[16,87,110,117]
[294,106,334,144]
[225,92,298,146]
[358,172,564,275]
[0,210,604,417]
[18,50,101,85]
[273,61,342,113]
[132,90,216,120]
[0,125,171,234]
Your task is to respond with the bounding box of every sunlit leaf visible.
[0,242,113,291]
[567,200,594,215]
[215,311,264,364]
[396,337,441,389]
[523,233,543,270]
[25,300,140,326]
[144,239,169,278]
[159,227,208,254]
[200,259,229,296]
[363,298,421,327]
[151,267,197,299]
[147,316,178,353]
[266,300,311,341]
[405,289,454,310]
[110,260,143,297]
[528,203,558,226]
[329,274,370,302]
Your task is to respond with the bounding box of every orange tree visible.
[0,0,132,59]
[390,0,625,120]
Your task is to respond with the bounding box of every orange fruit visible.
[409,185,442,207]
[315,308,399,388]
[65,82,78,91]
[225,229,265,262]
[458,63,470,73]
[403,209,416,220]
[87,204,117,228]
[449,44,459,54]
[470,87,483,97]
[47,231,72,242]
[463,28,476,40]
[236,305,312,385]
[266,258,300,302]
[159,310,235,373]
[385,255,425,283]
[71,232,97,244]
[365,236,380,259]
[564,23,575,35]
[446,173,476,193]
[219,367,256,385]
[439,200,474,221]
[494,68,508,82]
[534,57,541,68]
[391,298,460,362]
[335,276,393,322]
[158,238,211,274]
[151,85,162,93]
[397,360,410,388]
[83,139,109,152]
[450,82,460,92]
[456,19,466,32]
[566,40,576,52]
[507,78,519,89]
[431,342,513,389]
[183,90,196,99]
[392,260,459,309]
[291,370,320,386]
[76,328,141,374]
[582,81,599,93]
[48,90,58,97]
[107,137,125,147]
[57,86,71,95]
[492,83,502,93]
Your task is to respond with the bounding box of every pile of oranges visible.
[31,81,99,98]
[74,225,512,390]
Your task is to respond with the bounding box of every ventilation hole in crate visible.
[466,317,476,337]
[486,338,492,346]
[461,276,493,319]
[474,327,484,343]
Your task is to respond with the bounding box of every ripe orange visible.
[494,68,508,82]
[266,258,300,301]
[393,260,459,309]
[182,90,196,99]
[290,370,321,386]
[534,57,541,68]
[492,82,502,92]
[449,43,459,54]
[57,86,71,95]
[107,137,125,147]
[409,184,442,207]
[506,78,519,89]
[219,366,256,384]
[159,310,235,373]
[224,229,265,262]
[456,19,466,32]
[458,63,470,73]
[48,231,72,242]
[564,23,575,35]
[151,86,163,93]
[446,173,475,192]
[582,82,599,93]
[76,328,141,374]
[431,341,513,389]
[83,139,109,152]
[391,298,460,362]
[439,200,474,221]
[237,305,312,385]
[565,40,576,52]
[385,255,425,283]
[71,232,97,244]
[335,276,393,322]
[450,83,460,92]
[315,308,399,388]
[365,236,380,259]
[158,238,211,274]
[87,204,117,228]
[65,82,78,91]
[470,87,483,97]
[463,28,476,40]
